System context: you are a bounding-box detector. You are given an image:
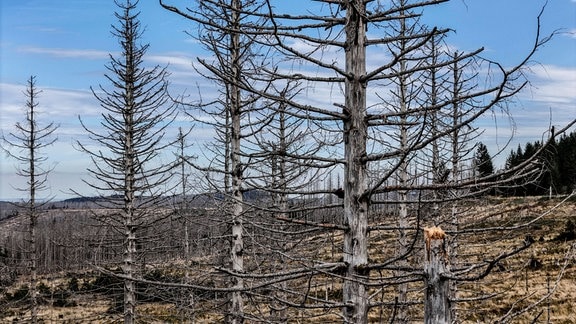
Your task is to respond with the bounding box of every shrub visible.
[554,219,576,242]
[85,269,123,295]
[5,285,28,302]
[68,276,79,292]
[37,282,51,295]
[52,289,77,307]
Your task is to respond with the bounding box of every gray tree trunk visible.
[123,69,136,324]
[271,102,288,323]
[396,7,412,321]
[396,35,410,324]
[123,208,136,324]
[28,89,38,324]
[342,1,369,322]
[449,52,462,322]
[177,129,195,321]
[424,227,451,324]
[229,1,244,322]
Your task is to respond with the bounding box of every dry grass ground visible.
[453,197,576,323]
[1,196,575,323]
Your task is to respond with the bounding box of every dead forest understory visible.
[1,195,575,323]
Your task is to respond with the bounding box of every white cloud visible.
[473,64,576,166]
[17,46,110,59]
[518,65,576,123]
[0,82,99,129]
[148,53,195,67]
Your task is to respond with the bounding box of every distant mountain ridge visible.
[0,189,272,220]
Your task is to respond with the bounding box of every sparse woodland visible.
[1,0,576,323]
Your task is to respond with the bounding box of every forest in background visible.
[502,131,576,196]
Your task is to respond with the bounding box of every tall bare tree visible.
[77,1,176,322]
[160,1,280,322]
[1,76,58,323]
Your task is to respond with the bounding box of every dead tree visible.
[172,126,197,319]
[160,1,274,322]
[423,226,450,324]
[76,1,176,322]
[1,76,58,323]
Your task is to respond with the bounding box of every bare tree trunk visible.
[29,207,38,323]
[124,210,136,324]
[424,227,451,324]
[28,89,38,324]
[396,7,411,321]
[123,67,137,324]
[449,52,464,322]
[178,129,190,261]
[396,52,411,324]
[176,128,195,319]
[229,1,244,322]
[271,101,288,323]
[342,1,369,322]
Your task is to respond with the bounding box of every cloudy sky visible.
[1,0,575,200]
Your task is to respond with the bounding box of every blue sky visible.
[1,0,575,200]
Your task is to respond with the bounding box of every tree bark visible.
[122,3,137,321]
[229,1,244,322]
[342,1,369,322]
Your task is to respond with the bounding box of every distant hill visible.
[0,201,20,221]
[0,189,272,215]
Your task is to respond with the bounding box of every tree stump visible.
[424,226,451,324]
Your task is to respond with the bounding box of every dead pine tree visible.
[76,1,176,323]
[160,1,275,322]
[1,76,58,323]
[171,126,197,319]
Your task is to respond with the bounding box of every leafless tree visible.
[173,127,195,261]
[171,126,198,319]
[1,76,58,323]
[76,1,176,322]
[160,1,273,322]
